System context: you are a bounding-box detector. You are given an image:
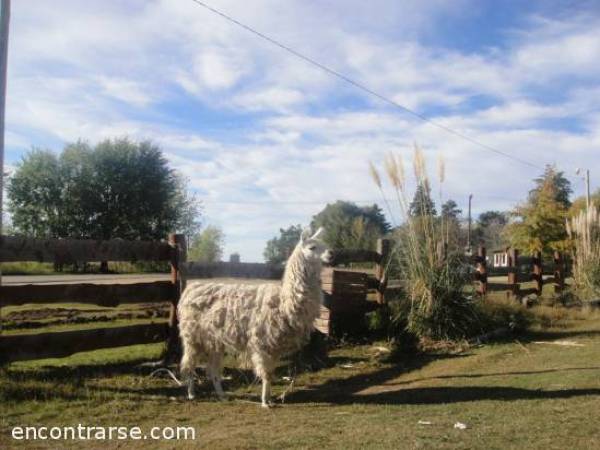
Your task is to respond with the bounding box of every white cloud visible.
[4,0,600,260]
[96,76,155,107]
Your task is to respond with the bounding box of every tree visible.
[7,149,65,237]
[409,182,436,217]
[263,225,302,265]
[440,199,463,247]
[311,201,390,250]
[506,168,571,255]
[476,210,508,249]
[188,226,225,263]
[441,199,461,220]
[7,138,200,241]
[529,165,572,208]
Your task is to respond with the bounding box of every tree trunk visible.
[100,260,109,273]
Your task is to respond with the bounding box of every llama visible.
[178,227,332,407]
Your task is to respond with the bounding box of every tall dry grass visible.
[370,146,480,340]
[567,206,600,299]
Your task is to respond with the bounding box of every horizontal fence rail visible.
[0,281,176,307]
[181,261,283,280]
[331,249,382,265]
[0,233,187,364]
[0,235,174,263]
[471,246,567,299]
[0,323,169,363]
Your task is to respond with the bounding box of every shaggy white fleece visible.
[178,227,332,407]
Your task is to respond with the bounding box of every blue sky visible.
[4,0,600,261]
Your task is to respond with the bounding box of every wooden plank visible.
[318,306,331,320]
[487,267,519,276]
[313,317,330,335]
[331,249,381,265]
[519,256,534,265]
[0,323,168,363]
[366,276,381,290]
[0,235,173,263]
[519,287,538,297]
[327,288,368,298]
[0,281,175,307]
[321,269,368,283]
[487,282,511,292]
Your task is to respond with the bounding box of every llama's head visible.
[298,227,333,264]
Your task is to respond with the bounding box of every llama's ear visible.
[311,227,324,240]
[300,228,312,243]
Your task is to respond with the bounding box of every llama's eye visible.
[308,245,316,251]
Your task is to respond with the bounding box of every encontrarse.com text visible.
[11,425,196,441]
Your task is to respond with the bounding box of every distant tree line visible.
[7,138,203,271]
[263,163,592,264]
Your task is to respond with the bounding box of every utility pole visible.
[0,0,10,238]
[576,168,591,211]
[467,194,473,254]
[585,169,590,211]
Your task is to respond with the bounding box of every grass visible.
[0,262,56,275]
[2,302,600,449]
[0,261,169,275]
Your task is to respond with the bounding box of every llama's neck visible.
[280,246,322,307]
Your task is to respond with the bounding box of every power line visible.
[188,0,543,170]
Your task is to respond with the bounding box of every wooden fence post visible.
[164,233,187,364]
[476,245,487,296]
[375,238,391,304]
[507,248,519,299]
[532,250,543,296]
[553,251,564,293]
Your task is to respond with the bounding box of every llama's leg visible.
[180,339,200,400]
[251,352,274,408]
[206,350,226,400]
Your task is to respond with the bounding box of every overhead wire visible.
[188,0,544,170]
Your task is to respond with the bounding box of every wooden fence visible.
[0,234,186,364]
[473,246,567,299]
[316,239,391,335]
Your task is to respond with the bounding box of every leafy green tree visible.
[441,199,461,219]
[476,210,509,249]
[263,224,302,265]
[311,201,390,250]
[506,168,571,255]
[7,138,200,241]
[7,149,65,237]
[188,226,225,263]
[530,165,572,208]
[440,199,463,248]
[409,182,437,217]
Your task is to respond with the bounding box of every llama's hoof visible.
[261,401,276,409]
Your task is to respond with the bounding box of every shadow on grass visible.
[283,353,600,405]
[522,329,600,341]
[1,354,370,402]
[3,358,156,383]
[287,385,600,405]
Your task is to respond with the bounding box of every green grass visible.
[2,306,600,449]
[0,260,169,275]
[0,262,56,275]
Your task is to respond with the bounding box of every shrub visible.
[567,206,600,300]
[370,147,482,341]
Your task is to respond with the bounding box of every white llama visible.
[178,227,332,408]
